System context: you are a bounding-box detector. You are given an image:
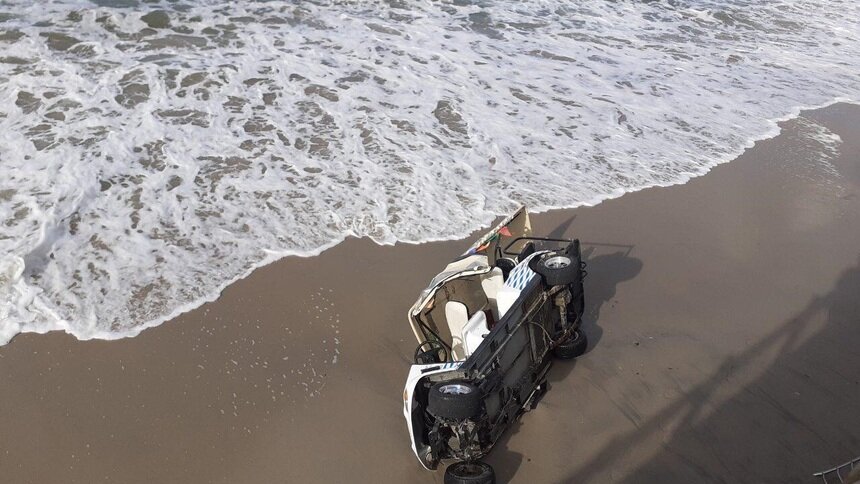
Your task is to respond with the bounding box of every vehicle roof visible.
[408,254,492,319]
[408,207,532,343]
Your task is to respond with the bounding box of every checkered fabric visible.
[504,253,538,291]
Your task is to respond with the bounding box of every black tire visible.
[518,241,536,262]
[529,252,580,286]
[495,257,516,280]
[445,461,495,484]
[554,329,588,359]
[427,380,482,420]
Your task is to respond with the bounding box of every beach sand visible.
[2,103,859,483]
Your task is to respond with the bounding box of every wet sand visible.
[2,103,860,483]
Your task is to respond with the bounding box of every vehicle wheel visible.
[414,340,448,365]
[445,461,495,484]
[529,252,580,286]
[554,329,588,359]
[495,257,516,280]
[428,380,482,420]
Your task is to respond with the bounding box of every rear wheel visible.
[495,257,516,280]
[530,252,580,286]
[445,461,495,484]
[428,380,482,420]
[554,329,588,359]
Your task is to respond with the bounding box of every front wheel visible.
[554,329,588,359]
[445,461,495,484]
[428,380,482,420]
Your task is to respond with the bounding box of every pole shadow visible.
[579,247,643,352]
[562,256,860,483]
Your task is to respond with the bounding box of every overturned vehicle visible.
[403,207,588,483]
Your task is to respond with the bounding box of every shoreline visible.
[7,99,858,347]
[1,102,859,483]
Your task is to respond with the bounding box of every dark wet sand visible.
[2,103,860,483]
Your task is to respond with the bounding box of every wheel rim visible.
[439,383,472,395]
[544,255,571,269]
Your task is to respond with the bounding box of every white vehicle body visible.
[403,361,463,469]
[402,207,588,476]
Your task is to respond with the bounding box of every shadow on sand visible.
[578,246,643,351]
[562,256,860,483]
[544,213,644,352]
[486,239,644,483]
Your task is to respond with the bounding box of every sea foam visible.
[0,0,858,344]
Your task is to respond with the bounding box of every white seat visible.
[461,311,489,358]
[445,301,470,360]
[495,285,521,319]
[446,302,492,360]
[480,267,504,320]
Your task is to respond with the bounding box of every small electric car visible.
[403,207,588,484]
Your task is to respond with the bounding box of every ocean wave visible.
[0,0,858,344]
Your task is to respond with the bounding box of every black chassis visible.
[413,238,586,469]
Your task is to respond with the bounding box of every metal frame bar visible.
[501,236,573,256]
[814,455,860,483]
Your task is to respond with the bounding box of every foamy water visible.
[1,0,858,344]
